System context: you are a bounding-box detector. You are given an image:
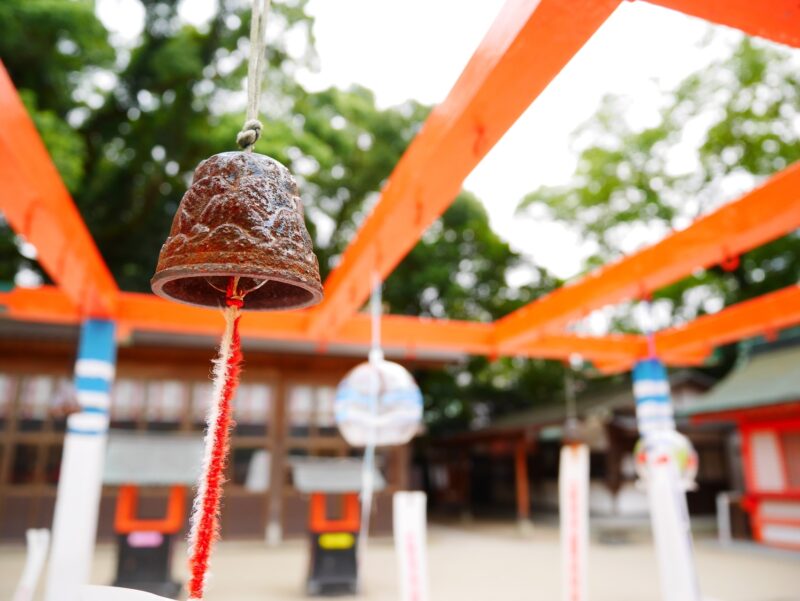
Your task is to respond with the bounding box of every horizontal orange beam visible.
[120,291,311,341]
[592,349,710,376]
[0,62,118,317]
[644,0,800,48]
[656,284,800,360]
[124,294,650,363]
[494,161,800,351]
[516,332,646,363]
[4,285,799,372]
[0,286,645,364]
[593,285,800,373]
[307,0,622,339]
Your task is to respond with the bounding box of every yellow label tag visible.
[319,532,355,550]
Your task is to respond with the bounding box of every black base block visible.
[113,532,182,599]
[111,580,183,599]
[306,532,359,596]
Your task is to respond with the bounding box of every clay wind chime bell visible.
[148,1,322,600]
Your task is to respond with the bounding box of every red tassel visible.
[187,300,243,600]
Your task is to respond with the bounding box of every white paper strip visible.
[559,443,589,601]
[646,450,701,601]
[393,492,429,601]
[12,529,50,601]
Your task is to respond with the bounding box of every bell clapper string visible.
[186,276,245,601]
[358,272,383,574]
[205,276,268,298]
[236,0,273,152]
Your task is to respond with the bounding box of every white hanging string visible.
[564,369,577,421]
[236,0,272,151]
[370,272,383,363]
[642,297,658,358]
[358,273,383,574]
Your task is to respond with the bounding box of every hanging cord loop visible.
[358,273,383,571]
[237,0,272,151]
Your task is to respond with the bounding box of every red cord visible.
[187,294,243,599]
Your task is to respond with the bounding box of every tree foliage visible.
[518,39,800,327]
[0,0,559,431]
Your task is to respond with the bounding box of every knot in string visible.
[236,119,263,151]
[226,296,245,309]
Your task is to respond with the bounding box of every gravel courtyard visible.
[2,522,798,600]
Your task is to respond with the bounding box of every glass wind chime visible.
[632,301,700,601]
[333,275,424,583]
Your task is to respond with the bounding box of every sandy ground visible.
[1,522,799,601]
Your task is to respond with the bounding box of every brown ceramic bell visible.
[151,151,323,310]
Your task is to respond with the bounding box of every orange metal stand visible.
[115,485,186,535]
[309,493,361,534]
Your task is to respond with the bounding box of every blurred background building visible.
[0,320,444,542]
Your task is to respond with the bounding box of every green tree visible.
[384,194,564,434]
[0,0,113,281]
[518,38,800,328]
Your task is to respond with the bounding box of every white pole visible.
[45,320,117,601]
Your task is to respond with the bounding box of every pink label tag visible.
[127,531,163,548]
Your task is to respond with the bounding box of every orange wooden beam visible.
[591,349,710,376]
[0,285,80,324]
[515,332,646,363]
[4,284,798,371]
[0,62,118,317]
[119,291,311,341]
[655,284,800,361]
[0,286,644,364]
[306,0,622,339]
[592,285,800,374]
[494,161,800,351]
[644,0,800,48]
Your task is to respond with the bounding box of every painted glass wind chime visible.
[151,0,322,598]
[632,300,700,601]
[333,276,424,587]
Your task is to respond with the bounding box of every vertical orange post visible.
[515,439,530,523]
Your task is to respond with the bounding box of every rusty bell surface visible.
[151,151,323,310]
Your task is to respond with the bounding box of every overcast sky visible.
[95,0,754,283]
[297,0,753,282]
